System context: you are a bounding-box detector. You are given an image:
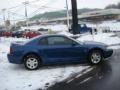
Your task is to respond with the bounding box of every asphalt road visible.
[47,49,120,90]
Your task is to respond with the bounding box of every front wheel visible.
[88,50,103,65]
[24,54,41,70]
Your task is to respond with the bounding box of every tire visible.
[88,50,103,65]
[24,54,41,70]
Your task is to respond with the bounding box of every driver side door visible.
[39,36,84,63]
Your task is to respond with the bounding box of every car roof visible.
[29,34,67,42]
[25,34,68,45]
[38,34,67,38]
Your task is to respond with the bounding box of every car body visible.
[0,30,4,37]
[22,31,41,38]
[38,28,48,34]
[2,31,12,37]
[7,34,113,70]
[79,24,92,34]
[12,31,24,38]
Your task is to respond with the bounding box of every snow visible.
[0,37,90,90]
[85,21,120,32]
[98,21,120,31]
[77,33,120,49]
[57,31,73,36]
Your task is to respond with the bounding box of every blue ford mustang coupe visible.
[7,35,113,70]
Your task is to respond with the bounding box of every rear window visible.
[24,35,41,44]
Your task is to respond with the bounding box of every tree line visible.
[105,2,120,9]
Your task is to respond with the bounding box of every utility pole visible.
[7,11,10,20]
[2,9,6,28]
[65,0,70,29]
[13,16,16,30]
[23,1,29,27]
[71,0,80,34]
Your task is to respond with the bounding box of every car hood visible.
[82,41,107,47]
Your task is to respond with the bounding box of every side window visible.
[47,36,73,45]
[39,38,48,45]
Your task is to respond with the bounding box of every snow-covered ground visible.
[0,37,90,90]
[86,21,120,32]
[0,30,120,90]
[98,21,120,32]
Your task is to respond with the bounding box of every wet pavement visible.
[47,49,120,90]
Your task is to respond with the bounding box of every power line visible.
[7,4,23,10]
[28,1,65,17]
[0,0,65,23]
[28,0,54,17]
[9,5,24,13]
[28,3,65,10]
[10,18,26,21]
[3,0,41,10]
[8,11,25,17]
[28,7,47,17]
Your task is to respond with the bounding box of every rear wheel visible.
[24,54,41,70]
[88,50,103,65]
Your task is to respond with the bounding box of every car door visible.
[39,36,84,63]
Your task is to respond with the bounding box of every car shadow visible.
[10,63,90,71]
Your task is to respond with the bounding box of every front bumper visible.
[104,49,113,58]
[7,54,23,64]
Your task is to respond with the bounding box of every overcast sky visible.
[0,0,119,22]
[0,0,120,9]
[0,0,119,9]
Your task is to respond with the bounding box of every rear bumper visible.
[7,54,23,64]
[104,49,113,58]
